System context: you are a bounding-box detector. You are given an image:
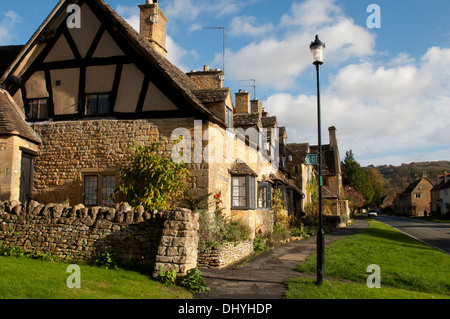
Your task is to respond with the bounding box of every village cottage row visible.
[382,173,450,217]
[0,0,348,272]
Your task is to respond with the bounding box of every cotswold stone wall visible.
[197,241,254,269]
[0,200,199,276]
[31,119,210,206]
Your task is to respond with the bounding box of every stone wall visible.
[31,118,210,206]
[0,200,199,276]
[197,241,253,269]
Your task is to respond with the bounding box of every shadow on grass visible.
[357,218,435,252]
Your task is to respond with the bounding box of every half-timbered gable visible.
[1,0,225,125]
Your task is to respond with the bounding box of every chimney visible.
[251,99,262,115]
[139,0,168,57]
[262,108,268,117]
[329,126,337,148]
[186,66,224,89]
[235,90,251,114]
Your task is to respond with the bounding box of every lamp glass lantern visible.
[310,35,325,65]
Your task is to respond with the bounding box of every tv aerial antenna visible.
[239,79,256,98]
[203,26,226,77]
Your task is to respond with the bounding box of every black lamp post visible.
[310,34,325,285]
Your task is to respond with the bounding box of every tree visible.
[112,143,191,210]
[341,150,375,205]
[344,185,365,213]
[365,167,387,206]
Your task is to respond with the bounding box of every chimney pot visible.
[203,65,209,72]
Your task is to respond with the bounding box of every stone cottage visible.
[286,127,348,217]
[431,172,450,216]
[0,0,316,237]
[396,178,434,217]
[0,88,41,202]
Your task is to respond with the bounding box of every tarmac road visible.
[376,215,450,254]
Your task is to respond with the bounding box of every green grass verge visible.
[0,257,192,299]
[286,277,449,299]
[287,219,450,299]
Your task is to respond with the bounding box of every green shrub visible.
[253,235,269,252]
[197,193,252,246]
[179,268,210,293]
[95,251,119,270]
[156,266,177,287]
[112,143,191,211]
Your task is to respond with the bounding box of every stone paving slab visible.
[195,218,369,299]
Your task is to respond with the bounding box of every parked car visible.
[368,209,378,218]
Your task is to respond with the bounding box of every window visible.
[84,174,116,206]
[27,99,48,120]
[226,107,233,127]
[257,182,272,209]
[231,175,255,209]
[85,93,110,116]
[415,193,422,199]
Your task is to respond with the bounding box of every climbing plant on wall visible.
[112,143,191,211]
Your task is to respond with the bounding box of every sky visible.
[1,0,449,167]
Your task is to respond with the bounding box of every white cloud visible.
[229,15,274,37]
[0,11,21,45]
[226,0,375,90]
[268,46,450,166]
[166,36,200,72]
[116,5,140,31]
[280,0,343,29]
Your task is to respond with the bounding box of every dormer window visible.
[27,98,48,120]
[85,93,110,116]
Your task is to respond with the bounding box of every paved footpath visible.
[195,218,369,299]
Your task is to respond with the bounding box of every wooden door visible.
[19,154,34,203]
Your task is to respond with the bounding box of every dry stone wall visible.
[0,200,199,276]
[197,241,254,269]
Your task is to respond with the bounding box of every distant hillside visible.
[365,161,450,193]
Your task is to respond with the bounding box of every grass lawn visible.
[0,257,192,299]
[411,216,450,223]
[286,219,450,299]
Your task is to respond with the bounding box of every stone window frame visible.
[257,182,272,210]
[231,175,255,210]
[82,170,117,207]
[25,98,49,120]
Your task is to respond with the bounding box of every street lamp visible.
[310,34,325,285]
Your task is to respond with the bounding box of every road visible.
[376,215,450,254]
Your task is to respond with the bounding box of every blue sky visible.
[1,0,449,167]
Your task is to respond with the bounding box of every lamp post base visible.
[316,228,325,285]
